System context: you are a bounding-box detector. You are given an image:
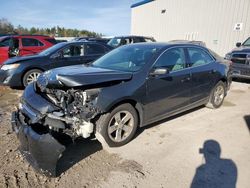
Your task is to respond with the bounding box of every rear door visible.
[144,47,192,122]
[186,47,217,103]
[20,38,45,56]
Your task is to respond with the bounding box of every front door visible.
[52,44,84,68]
[144,47,191,123]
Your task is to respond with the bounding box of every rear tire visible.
[206,81,226,109]
[95,103,138,147]
[23,69,42,87]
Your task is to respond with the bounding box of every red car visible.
[0,35,57,64]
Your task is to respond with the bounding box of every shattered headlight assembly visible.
[82,88,101,104]
[36,73,49,91]
[1,63,20,70]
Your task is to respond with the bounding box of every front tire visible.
[206,81,226,109]
[95,103,138,147]
[23,69,42,87]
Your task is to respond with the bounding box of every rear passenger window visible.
[22,38,44,47]
[144,38,155,42]
[85,44,106,55]
[188,48,214,67]
[133,37,144,43]
[154,48,185,72]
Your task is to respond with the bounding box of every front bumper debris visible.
[11,111,65,177]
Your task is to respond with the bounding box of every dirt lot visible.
[0,81,250,188]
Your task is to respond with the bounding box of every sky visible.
[0,0,140,36]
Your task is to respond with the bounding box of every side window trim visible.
[150,46,188,74]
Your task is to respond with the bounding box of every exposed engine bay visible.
[31,86,102,139]
[13,85,105,176]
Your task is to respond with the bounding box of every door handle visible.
[181,77,191,83]
[209,69,217,74]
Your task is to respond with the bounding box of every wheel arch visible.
[219,76,230,92]
[21,67,45,86]
[105,98,144,127]
[220,77,227,84]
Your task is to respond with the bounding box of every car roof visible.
[65,41,108,44]
[124,42,207,49]
[58,41,113,49]
[113,35,153,38]
[0,35,54,39]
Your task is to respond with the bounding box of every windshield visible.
[92,45,160,72]
[39,42,66,56]
[243,37,250,46]
[107,37,122,47]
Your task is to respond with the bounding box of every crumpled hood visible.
[4,54,44,64]
[38,65,133,88]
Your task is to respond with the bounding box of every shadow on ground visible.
[56,137,102,176]
[191,140,237,188]
[244,115,250,133]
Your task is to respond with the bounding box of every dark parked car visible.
[11,43,231,176]
[0,35,57,64]
[0,41,112,87]
[225,37,250,79]
[108,35,155,48]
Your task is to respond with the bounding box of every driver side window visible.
[61,45,84,58]
[154,47,185,72]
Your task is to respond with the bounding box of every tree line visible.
[0,18,101,37]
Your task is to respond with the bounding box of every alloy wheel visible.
[108,110,134,142]
[26,72,41,85]
[213,85,225,106]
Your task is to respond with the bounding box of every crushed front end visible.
[11,80,102,176]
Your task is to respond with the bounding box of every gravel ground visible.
[0,80,249,188]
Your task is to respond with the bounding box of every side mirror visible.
[150,68,169,76]
[236,42,241,47]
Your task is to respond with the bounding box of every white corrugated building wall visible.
[131,0,250,56]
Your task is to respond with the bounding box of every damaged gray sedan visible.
[11,43,232,176]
